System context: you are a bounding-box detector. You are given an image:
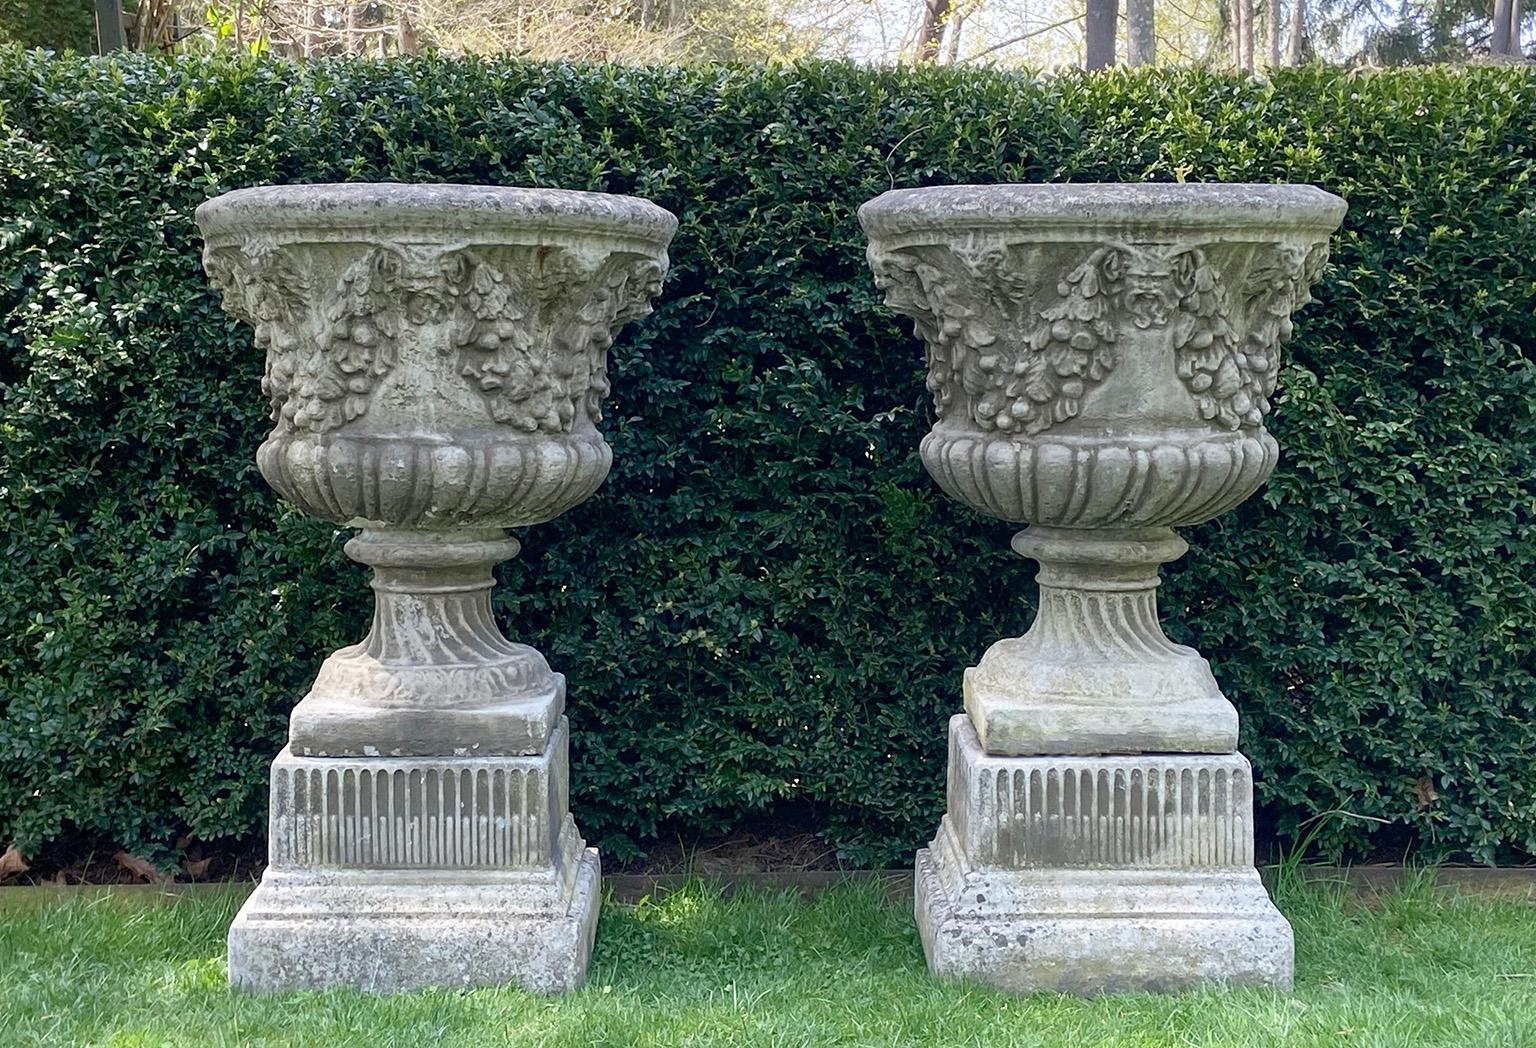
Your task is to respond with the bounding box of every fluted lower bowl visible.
[921,428,1279,528]
[258,432,612,528]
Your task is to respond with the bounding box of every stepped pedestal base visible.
[229,720,599,994]
[914,716,1292,994]
[229,851,600,994]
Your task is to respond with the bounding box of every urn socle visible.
[198,183,676,993]
[861,182,1345,994]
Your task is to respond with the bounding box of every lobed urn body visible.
[198,184,676,759]
[861,184,1345,756]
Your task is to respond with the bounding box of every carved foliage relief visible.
[1171,242,1329,430]
[868,239,1121,436]
[205,240,667,436]
[869,236,1329,435]
[456,247,666,433]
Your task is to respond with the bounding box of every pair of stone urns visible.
[198,179,1344,996]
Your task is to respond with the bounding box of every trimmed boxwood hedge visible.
[1,50,1533,869]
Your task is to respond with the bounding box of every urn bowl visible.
[198,183,677,528]
[860,183,1346,527]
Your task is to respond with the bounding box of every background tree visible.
[1233,0,1255,69]
[1286,0,1307,60]
[0,0,1524,79]
[1085,0,1117,65]
[1492,0,1523,54]
[913,0,952,58]
[1126,0,1156,63]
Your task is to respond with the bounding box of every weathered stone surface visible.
[199,185,675,759]
[199,183,674,993]
[231,722,597,993]
[861,183,1343,994]
[915,717,1292,993]
[265,720,575,871]
[915,856,1294,994]
[289,529,563,759]
[964,526,1235,756]
[229,849,601,994]
[861,182,1343,757]
[939,717,1257,870]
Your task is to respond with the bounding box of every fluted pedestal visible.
[967,527,1236,756]
[915,717,1291,993]
[289,530,564,758]
[229,724,600,993]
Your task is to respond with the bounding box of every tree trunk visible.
[1086,0,1119,68]
[1126,0,1156,65]
[1285,0,1305,62]
[942,7,965,63]
[1269,0,1282,65]
[1493,0,1513,54]
[914,0,952,62]
[1240,0,1255,69]
[399,3,420,54]
[94,0,126,52]
[1508,0,1524,56]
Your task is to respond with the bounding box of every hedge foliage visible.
[0,1,94,53]
[1,50,1533,868]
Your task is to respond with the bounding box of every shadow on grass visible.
[0,874,1531,1047]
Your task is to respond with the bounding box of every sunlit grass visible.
[1,875,1532,1047]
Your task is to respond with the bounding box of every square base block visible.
[964,683,1239,757]
[228,847,600,994]
[230,721,599,993]
[915,715,1293,994]
[289,670,565,759]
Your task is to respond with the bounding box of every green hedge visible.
[1,51,1533,868]
[0,2,95,53]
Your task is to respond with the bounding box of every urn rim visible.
[858,182,1347,239]
[196,182,678,246]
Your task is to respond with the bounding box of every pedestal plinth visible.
[914,717,1292,993]
[229,721,600,993]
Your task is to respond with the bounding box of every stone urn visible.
[198,183,675,993]
[861,183,1345,993]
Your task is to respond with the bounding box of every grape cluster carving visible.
[454,249,666,432]
[1172,243,1328,430]
[872,235,1330,437]
[205,240,668,436]
[869,239,1123,435]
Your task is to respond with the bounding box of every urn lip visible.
[196,182,678,246]
[858,182,1347,239]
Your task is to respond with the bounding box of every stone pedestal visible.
[197,183,675,993]
[229,723,600,993]
[860,183,1346,994]
[915,717,1292,993]
[965,526,1239,756]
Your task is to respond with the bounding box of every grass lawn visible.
[1,873,1533,1047]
